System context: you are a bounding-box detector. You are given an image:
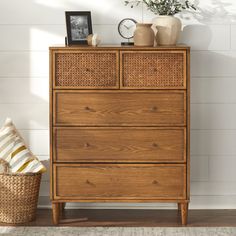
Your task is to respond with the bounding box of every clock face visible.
[118,18,137,39]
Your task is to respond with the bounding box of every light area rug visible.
[0,227,236,236]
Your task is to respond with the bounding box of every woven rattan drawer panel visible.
[121,51,186,89]
[54,51,119,89]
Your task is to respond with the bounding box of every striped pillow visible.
[0,118,46,173]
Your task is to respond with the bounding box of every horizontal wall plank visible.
[191,51,236,77]
[231,25,236,50]
[0,25,65,51]
[0,52,48,77]
[0,0,142,25]
[191,156,209,181]
[0,78,48,103]
[191,130,236,155]
[191,181,236,195]
[39,181,50,197]
[191,104,236,130]
[19,130,49,156]
[180,25,230,50]
[190,195,236,209]
[0,104,48,129]
[38,156,50,182]
[191,78,236,104]
[209,157,236,182]
[0,25,123,51]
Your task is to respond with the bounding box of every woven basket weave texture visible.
[122,52,184,88]
[55,52,117,88]
[0,160,41,224]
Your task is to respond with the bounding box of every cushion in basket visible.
[0,118,46,173]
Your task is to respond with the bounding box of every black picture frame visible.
[65,11,93,45]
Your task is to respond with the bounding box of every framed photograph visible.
[65,11,93,45]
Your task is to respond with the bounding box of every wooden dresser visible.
[49,45,190,225]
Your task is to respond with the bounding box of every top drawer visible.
[121,51,187,89]
[52,51,119,89]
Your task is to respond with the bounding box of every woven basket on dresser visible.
[0,159,41,224]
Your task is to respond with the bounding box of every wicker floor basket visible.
[0,159,42,224]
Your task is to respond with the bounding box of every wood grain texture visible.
[50,46,190,225]
[180,202,189,225]
[54,164,186,200]
[54,91,186,127]
[54,127,186,163]
[52,203,59,225]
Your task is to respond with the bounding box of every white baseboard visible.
[38,196,236,210]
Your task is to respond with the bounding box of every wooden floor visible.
[1,209,236,227]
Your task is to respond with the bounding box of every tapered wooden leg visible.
[178,203,181,212]
[59,203,65,212]
[52,203,60,225]
[180,203,188,226]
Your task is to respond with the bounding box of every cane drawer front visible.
[54,128,186,163]
[121,51,186,89]
[54,164,186,200]
[53,51,119,89]
[54,91,186,126]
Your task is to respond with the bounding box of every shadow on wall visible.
[179,0,236,24]
[0,0,141,203]
[179,25,212,50]
[179,0,236,49]
[194,0,236,24]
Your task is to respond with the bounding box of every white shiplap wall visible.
[0,0,236,209]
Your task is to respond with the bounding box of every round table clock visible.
[118,18,137,45]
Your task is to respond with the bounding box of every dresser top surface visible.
[49,44,190,51]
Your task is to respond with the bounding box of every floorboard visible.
[1,209,236,227]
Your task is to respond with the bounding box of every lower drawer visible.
[53,164,186,200]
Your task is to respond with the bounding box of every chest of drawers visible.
[50,46,190,225]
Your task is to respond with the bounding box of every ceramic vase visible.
[134,23,155,47]
[152,16,182,46]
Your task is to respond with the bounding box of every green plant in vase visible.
[124,0,196,45]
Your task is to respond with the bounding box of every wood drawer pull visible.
[84,143,90,148]
[86,180,96,187]
[152,143,159,148]
[152,180,159,185]
[84,106,93,111]
[84,106,96,112]
[151,106,158,112]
